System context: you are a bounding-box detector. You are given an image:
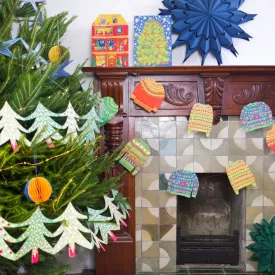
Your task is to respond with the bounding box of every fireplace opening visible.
[177,173,245,266]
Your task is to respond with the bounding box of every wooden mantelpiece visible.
[82,66,275,275]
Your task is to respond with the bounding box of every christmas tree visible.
[136,18,170,66]
[0,0,128,274]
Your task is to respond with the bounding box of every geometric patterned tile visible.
[159,121,176,139]
[160,139,176,156]
[159,241,177,258]
[141,258,159,272]
[212,139,229,156]
[142,241,159,258]
[160,207,177,225]
[142,225,159,242]
[142,173,159,191]
[246,190,263,207]
[160,225,177,241]
[263,173,275,189]
[159,173,171,191]
[142,117,159,139]
[245,138,264,156]
[159,257,177,272]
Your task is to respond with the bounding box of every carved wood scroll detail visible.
[232,84,275,105]
[204,77,225,125]
[164,84,194,106]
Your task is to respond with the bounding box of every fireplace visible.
[177,173,245,266]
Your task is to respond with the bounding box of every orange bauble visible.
[24,177,52,203]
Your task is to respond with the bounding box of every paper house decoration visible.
[92,14,129,67]
[134,15,172,67]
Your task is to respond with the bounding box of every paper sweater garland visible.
[266,125,275,152]
[134,16,172,67]
[226,160,256,195]
[92,14,129,67]
[240,102,273,132]
[167,170,200,198]
[0,101,105,150]
[159,0,256,65]
[131,78,165,112]
[99,97,119,126]
[0,102,30,152]
[115,138,150,175]
[187,103,213,137]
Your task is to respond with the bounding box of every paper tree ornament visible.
[247,217,275,274]
[111,189,131,219]
[24,177,52,203]
[99,97,118,126]
[0,216,19,261]
[92,14,129,67]
[8,207,54,263]
[266,125,275,152]
[25,102,65,146]
[134,16,172,67]
[52,203,92,257]
[79,107,102,144]
[159,0,256,65]
[115,138,150,175]
[62,102,80,142]
[93,222,119,244]
[21,0,45,12]
[0,102,30,151]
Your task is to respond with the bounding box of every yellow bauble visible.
[48,45,70,63]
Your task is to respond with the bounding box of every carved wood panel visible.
[128,75,204,116]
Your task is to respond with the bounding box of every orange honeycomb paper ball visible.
[24,177,52,203]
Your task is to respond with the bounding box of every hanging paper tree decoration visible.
[62,102,80,142]
[52,203,92,258]
[24,177,52,203]
[25,102,65,146]
[159,0,257,65]
[0,216,19,261]
[111,189,131,219]
[21,0,45,12]
[247,217,275,274]
[0,102,30,151]
[9,207,54,263]
[79,107,102,144]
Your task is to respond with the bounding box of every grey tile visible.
[212,139,229,156]
[159,173,171,191]
[245,138,264,156]
[246,190,263,207]
[246,156,263,174]
[177,139,194,156]
[211,121,229,138]
[143,157,160,173]
[142,117,159,138]
[160,139,176,156]
[159,121,176,138]
[247,172,264,190]
[194,139,211,156]
[160,156,176,173]
[211,156,229,172]
[264,173,275,189]
[177,121,194,139]
[146,139,159,156]
[228,121,246,138]
[177,156,194,172]
[228,139,246,155]
[194,156,211,172]
[142,173,159,190]
[159,117,176,121]
[135,119,142,138]
[246,128,264,138]
[263,156,275,172]
[176,116,188,122]
[228,155,246,162]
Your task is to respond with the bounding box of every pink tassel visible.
[109,231,117,242]
[32,248,39,264]
[11,141,19,152]
[127,212,131,218]
[46,138,55,148]
[69,244,76,258]
[120,219,127,227]
[98,242,106,252]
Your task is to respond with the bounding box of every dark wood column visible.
[93,72,135,275]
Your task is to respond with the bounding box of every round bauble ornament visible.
[24,177,52,203]
[48,45,70,63]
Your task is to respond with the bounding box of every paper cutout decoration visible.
[52,203,91,257]
[92,14,129,67]
[266,124,275,152]
[0,102,30,151]
[25,102,65,146]
[79,107,102,144]
[62,102,80,141]
[24,177,52,203]
[21,0,45,11]
[115,138,150,175]
[226,160,256,195]
[0,38,26,58]
[111,189,131,219]
[159,0,256,65]
[240,102,273,132]
[187,103,213,137]
[0,216,18,261]
[8,207,54,263]
[247,217,275,274]
[52,60,72,78]
[134,15,172,67]
[130,78,165,112]
[99,97,118,126]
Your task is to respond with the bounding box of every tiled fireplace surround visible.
[134,115,275,273]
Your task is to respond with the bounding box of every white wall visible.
[45,0,275,272]
[47,0,275,71]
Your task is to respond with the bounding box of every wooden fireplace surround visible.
[82,66,275,275]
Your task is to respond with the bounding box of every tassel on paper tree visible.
[68,244,76,258]
[32,248,39,264]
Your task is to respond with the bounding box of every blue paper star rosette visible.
[159,0,257,65]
